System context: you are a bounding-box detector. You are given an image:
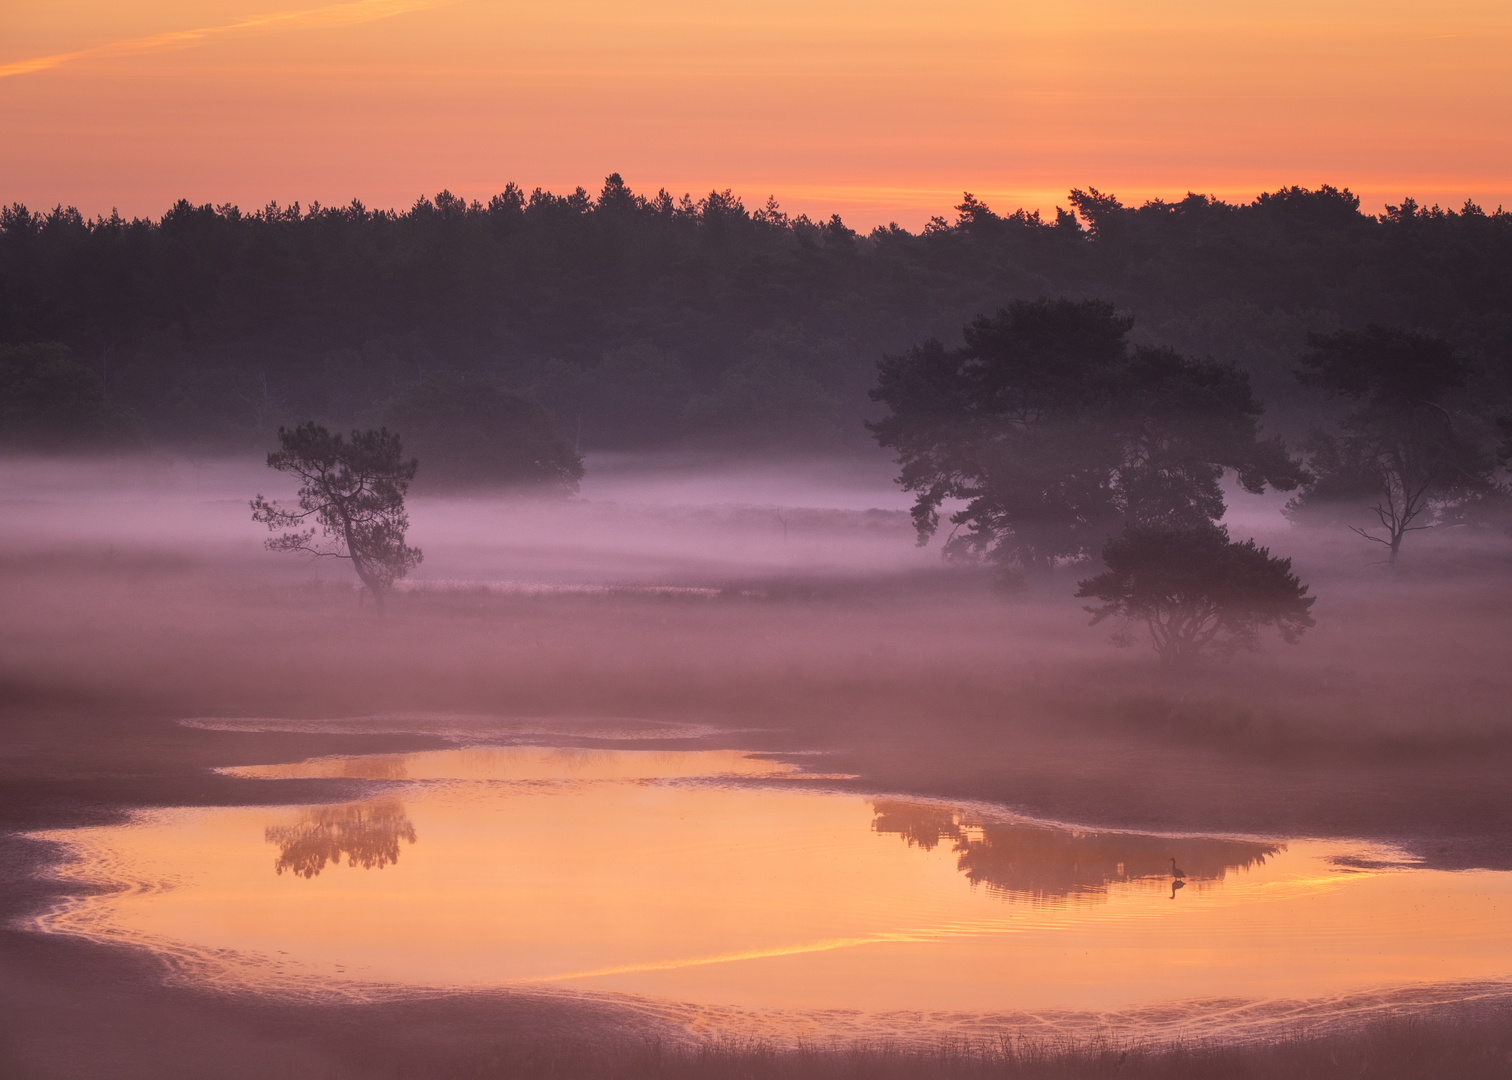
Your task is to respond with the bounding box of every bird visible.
[1169,857,1186,879]
[1169,879,1185,900]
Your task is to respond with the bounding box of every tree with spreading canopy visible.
[382,373,583,492]
[869,298,1305,573]
[251,423,421,608]
[1076,523,1315,666]
[1285,326,1496,564]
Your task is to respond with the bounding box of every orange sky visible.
[2,0,1510,229]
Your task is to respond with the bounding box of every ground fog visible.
[4,450,1512,1079]
[2,451,1510,855]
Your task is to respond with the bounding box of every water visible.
[30,745,1512,1039]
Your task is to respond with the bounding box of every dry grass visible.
[358,1015,1512,1080]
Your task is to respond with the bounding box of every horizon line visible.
[7,180,1505,229]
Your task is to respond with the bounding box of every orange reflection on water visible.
[224,746,805,782]
[31,751,1512,1023]
[872,800,1280,901]
[266,799,416,878]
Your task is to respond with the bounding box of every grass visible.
[401,1014,1512,1079]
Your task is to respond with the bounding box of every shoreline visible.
[5,708,1512,1073]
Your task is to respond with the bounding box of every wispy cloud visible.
[0,0,455,81]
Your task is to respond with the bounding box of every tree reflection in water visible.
[872,800,1279,902]
[265,799,417,879]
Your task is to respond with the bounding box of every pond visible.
[29,745,1512,1040]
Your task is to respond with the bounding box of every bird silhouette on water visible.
[1169,856,1186,900]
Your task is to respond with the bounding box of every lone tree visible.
[1286,326,1494,564]
[869,298,1303,574]
[1076,524,1315,667]
[251,423,422,608]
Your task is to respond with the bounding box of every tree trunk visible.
[341,514,386,612]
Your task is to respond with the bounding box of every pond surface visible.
[30,746,1512,1036]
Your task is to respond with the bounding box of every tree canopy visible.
[0,342,136,450]
[251,423,421,606]
[869,298,1304,570]
[1076,524,1316,666]
[382,373,583,492]
[3,180,1509,452]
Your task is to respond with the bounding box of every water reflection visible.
[31,749,1512,1023]
[871,800,1280,901]
[229,746,801,783]
[265,798,418,878]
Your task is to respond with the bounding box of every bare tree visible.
[251,423,421,608]
[1287,326,1493,565]
[1292,407,1467,562]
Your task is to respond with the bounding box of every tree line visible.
[8,175,1508,658]
[3,178,1510,457]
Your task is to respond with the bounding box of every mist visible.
[5,0,1512,1062]
[5,438,1512,1078]
[5,446,1510,776]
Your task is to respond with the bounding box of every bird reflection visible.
[872,801,1278,902]
[1170,878,1185,900]
[265,799,417,878]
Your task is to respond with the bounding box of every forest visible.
[2,177,1510,456]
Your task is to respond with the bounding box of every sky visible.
[2,0,1510,230]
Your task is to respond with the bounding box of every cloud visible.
[0,0,455,81]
